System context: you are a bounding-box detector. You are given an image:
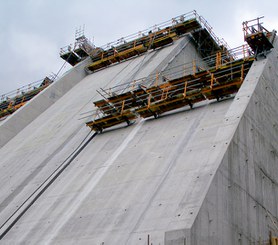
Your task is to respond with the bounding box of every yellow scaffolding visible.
[84,11,232,73]
[242,17,275,56]
[0,76,54,120]
[85,45,254,132]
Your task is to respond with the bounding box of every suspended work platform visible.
[62,10,231,73]
[0,76,54,120]
[85,45,254,132]
[60,28,95,66]
[86,110,136,132]
[60,11,233,74]
[243,17,276,56]
[135,58,253,118]
[60,48,81,66]
[86,94,138,132]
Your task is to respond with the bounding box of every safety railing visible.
[95,11,196,52]
[0,75,55,103]
[196,13,231,51]
[92,44,253,97]
[89,10,229,56]
[0,75,55,119]
[82,44,254,130]
[60,45,73,56]
[242,16,269,38]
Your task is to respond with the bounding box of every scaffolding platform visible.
[191,28,221,57]
[94,92,137,114]
[243,17,274,55]
[136,96,191,118]
[0,76,54,119]
[85,44,254,132]
[60,28,96,66]
[150,34,175,49]
[84,11,232,73]
[202,79,242,100]
[93,99,116,115]
[86,110,137,132]
[74,47,89,59]
[60,48,81,66]
[173,18,201,36]
[107,91,138,111]
[86,44,148,72]
[245,32,273,54]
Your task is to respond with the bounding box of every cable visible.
[124,31,159,88]
[53,40,81,82]
[0,130,97,240]
[53,60,68,81]
[76,54,138,120]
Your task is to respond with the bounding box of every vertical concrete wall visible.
[187,40,278,244]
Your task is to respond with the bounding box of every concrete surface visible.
[187,39,278,245]
[0,58,91,148]
[0,32,277,245]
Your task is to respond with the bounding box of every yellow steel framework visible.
[243,17,275,56]
[84,11,231,73]
[60,27,95,66]
[135,58,252,118]
[0,76,54,120]
[85,45,254,132]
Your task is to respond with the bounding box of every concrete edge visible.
[0,58,91,148]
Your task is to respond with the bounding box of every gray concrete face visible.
[185,41,278,245]
[0,58,91,148]
[0,33,278,245]
[0,37,206,244]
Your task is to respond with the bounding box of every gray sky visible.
[0,0,278,95]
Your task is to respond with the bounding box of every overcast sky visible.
[0,0,278,95]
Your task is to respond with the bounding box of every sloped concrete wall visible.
[3,32,277,245]
[0,36,208,244]
[186,40,278,244]
[0,36,193,149]
[0,59,91,148]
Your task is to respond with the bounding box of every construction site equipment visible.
[60,46,81,66]
[243,17,276,56]
[82,11,231,73]
[60,27,95,66]
[85,45,254,132]
[60,11,232,71]
[0,76,54,120]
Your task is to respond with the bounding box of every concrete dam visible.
[0,11,278,245]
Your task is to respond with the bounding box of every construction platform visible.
[1,13,278,245]
[84,12,231,73]
[0,76,54,120]
[59,29,95,66]
[85,45,254,132]
[60,11,232,73]
[243,17,276,56]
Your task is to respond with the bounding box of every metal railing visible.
[89,10,229,56]
[0,75,56,120]
[0,75,55,103]
[242,16,268,38]
[94,44,252,97]
[81,44,254,122]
